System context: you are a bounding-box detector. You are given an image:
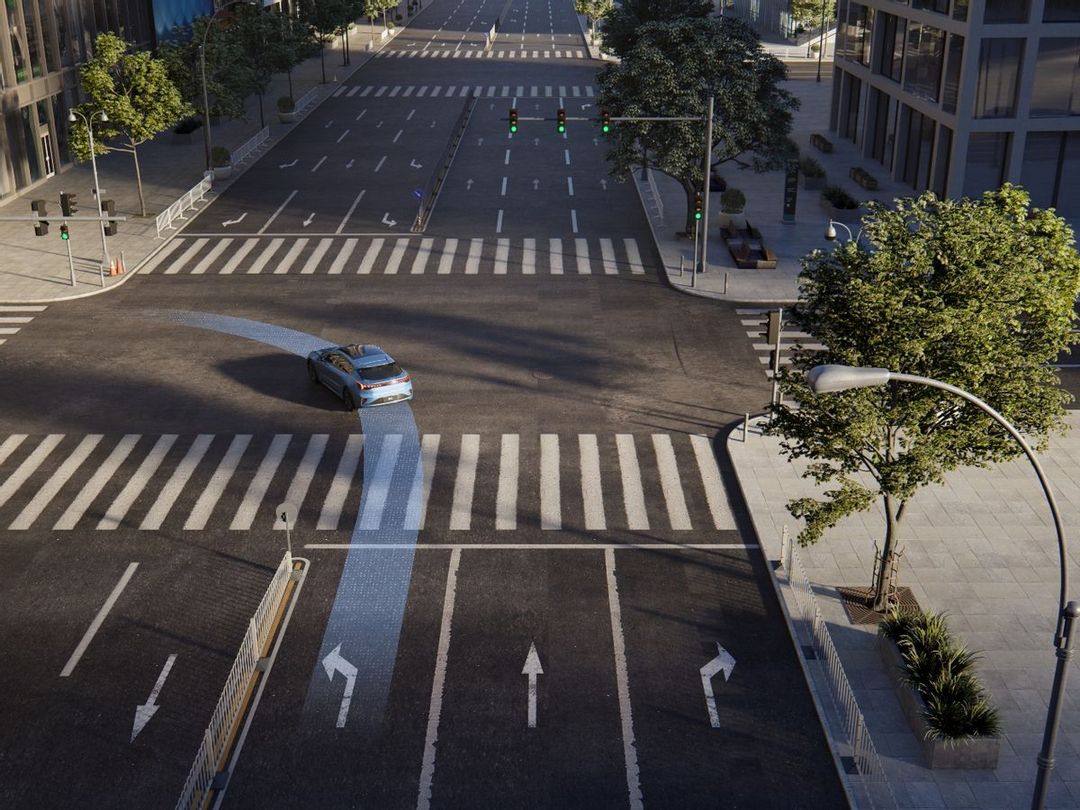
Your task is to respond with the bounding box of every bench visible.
[849,166,879,190]
[810,133,833,154]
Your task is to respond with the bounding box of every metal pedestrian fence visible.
[779,528,898,810]
[232,127,269,166]
[294,86,319,115]
[155,175,213,237]
[175,552,295,810]
[412,91,478,232]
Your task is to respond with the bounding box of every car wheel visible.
[307,361,318,383]
[343,391,356,411]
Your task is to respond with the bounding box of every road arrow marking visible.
[382,212,397,228]
[593,138,599,147]
[131,654,176,741]
[600,179,608,191]
[410,159,423,169]
[303,213,315,227]
[522,642,543,728]
[279,159,298,169]
[533,138,539,146]
[430,120,436,128]
[466,179,474,190]
[532,179,539,191]
[322,644,358,728]
[376,120,383,128]
[345,159,355,169]
[222,212,248,227]
[477,137,484,146]
[324,119,333,128]
[700,643,736,729]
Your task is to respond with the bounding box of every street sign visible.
[783,161,799,223]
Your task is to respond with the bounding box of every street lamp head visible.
[99,111,108,122]
[824,221,837,241]
[807,364,892,395]
[67,110,76,123]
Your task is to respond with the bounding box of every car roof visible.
[338,344,393,367]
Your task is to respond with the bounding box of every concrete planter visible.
[878,635,1001,769]
[718,211,746,230]
[277,110,297,124]
[212,164,233,180]
[821,197,863,224]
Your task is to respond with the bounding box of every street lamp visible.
[199,0,254,171]
[68,109,109,264]
[805,364,1077,810]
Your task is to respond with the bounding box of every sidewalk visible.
[727,414,1080,809]
[0,17,407,304]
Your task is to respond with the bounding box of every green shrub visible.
[823,185,859,209]
[720,188,745,213]
[880,610,1001,741]
[277,96,295,113]
[211,146,231,167]
[799,155,825,178]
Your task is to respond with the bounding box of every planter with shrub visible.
[718,188,746,229]
[878,611,1001,769]
[799,156,826,191]
[821,185,862,224]
[277,95,297,124]
[211,146,233,180]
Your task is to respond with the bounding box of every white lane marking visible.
[567,176,574,196]
[393,129,403,143]
[346,86,360,97]
[504,148,511,165]
[310,543,759,550]
[437,238,458,274]
[416,547,462,810]
[328,239,358,274]
[412,238,434,274]
[450,435,480,530]
[183,435,252,531]
[360,86,373,97]
[336,129,350,143]
[496,434,519,530]
[385,238,410,274]
[190,239,232,274]
[54,435,139,530]
[374,155,388,172]
[138,434,214,530]
[600,238,618,275]
[337,191,366,234]
[274,238,308,274]
[690,435,737,530]
[389,86,401,97]
[0,434,62,510]
[652,434,692,530]
[247,238,283,274]
[9,435,102,530]
[575,238,590,274]
[466,238,482,274]
[311,156,327,173]
[564,149,570,165]
[275,434,329,529]
[540,434,561,530]
[579,434,606,530]
[549,238,563,274]
[300,239,333,274]
[406,108,416,120]
[495,209,504,233]
[219,238,258,274]
[317,435,364,530]
[405,434,441,531]
[60,562,139,677]
[258,190,298,234]
[359,434,403,530]
[522,238,536,274]
[230,434,291,530]
[164,238,207,274]
[494,238,509,274]
[139,239,185,273]
[0,305,46,312]
[97,435,177,530]
[624,238,645,275]
[605,548,644,810]
[358,238,385,273]
[500,176,508,196]
[570,209,578,233]
[616,435,649,530]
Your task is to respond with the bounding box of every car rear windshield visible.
[359,362,403,381]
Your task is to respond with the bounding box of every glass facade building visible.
[0,0,154,200]
[830,0,1080,216]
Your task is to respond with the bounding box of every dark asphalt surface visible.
[0,0,849,807]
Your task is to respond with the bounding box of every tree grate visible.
[836,585,921,625]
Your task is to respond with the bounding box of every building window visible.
[7,0,30,83]
[1043,0,1080,23]
[904,24,946,103]
[874,12,905,83]
[1032,39,1080,117]
[912,0,948,13]
[1021,132,1080,217]
[932,125,953,197]
[975,38,1024,118]
[868,87,893,165]
[984,0,1029,23]
[953,0,969,21]
[840,74,862,142]
[21,0,43,78]
[839,2,872,66]
[20,105,42,181]
[900,105,936,190]
[942,34,964,114]
[963,133,1011,196]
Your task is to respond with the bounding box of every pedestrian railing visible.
[155,175,213,238]
[175,552,295,810]
[779,529,897,810]
[295,86,319,115]
[640,169,664,224]
[412,91,478,232]
[232,126,269,166]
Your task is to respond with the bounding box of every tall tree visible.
[601,0,711,57]
[597,17,798,235]
[297,0,351,83]
[574,0,614,43]
[231,5,291,128]
[768,186,1080,611]
[70,32,190,217]
[790,0,836,30]
[159,16,259,123]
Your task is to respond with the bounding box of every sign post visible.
[782,161,799,224]
[275,501,297,558]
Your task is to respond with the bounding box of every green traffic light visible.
[558,125,565,133]
[61,230,69,240]
[602,125,610,134]
[694,212,702,220]
[510,125,517,133]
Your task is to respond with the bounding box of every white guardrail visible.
[175,552,295,810]
[155,175,212,237]
[232,126,269,166]
[644,169,664,223]
[294,85,319,114]
[779,529,897,810]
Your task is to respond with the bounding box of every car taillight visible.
[357,374,410,391]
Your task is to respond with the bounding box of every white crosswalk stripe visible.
[220,239,258,274]
[737,307,827,379]
[0,306,47,348]
[0,432,743,534]
[338,84,597,98]
[373,49,584,61]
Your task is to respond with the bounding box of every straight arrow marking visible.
[700,643,736,729]
[131,654,177,741]
[522,642,543,728]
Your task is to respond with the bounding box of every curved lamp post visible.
[806,364,1077,810]
[199,0,254,171]
[67,109,109,263]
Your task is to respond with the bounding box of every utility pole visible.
[697,94,715,286]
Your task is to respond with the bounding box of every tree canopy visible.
[768,185,1080,610]
[790,0,836,30]
[596,16,797,234]
[600,0,712,57]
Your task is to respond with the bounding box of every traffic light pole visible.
[696,95,715,289]
[65,228,75,286]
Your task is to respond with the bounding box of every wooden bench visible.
[849,166,879,190]
[810,133,833,154]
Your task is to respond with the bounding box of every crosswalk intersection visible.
[331,83,596,99]
[0,432,737,534]
[737,307,826,379]
[372,47,588,60]
[0,305,47,347]
[142,236,651,276]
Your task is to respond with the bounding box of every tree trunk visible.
[131,145,146,218]
[287,67,294,99]
[319,41,326,83]
[871,494,902,612]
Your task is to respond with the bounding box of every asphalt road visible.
[0,0,849,807]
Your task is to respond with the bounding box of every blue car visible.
[306,344,413,410]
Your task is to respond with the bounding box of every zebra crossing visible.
[332,83,596,99]
[0,305,46,347]
[0,432,738,534]
[737,307,826,379]
[372,47,588,60]
[143,236,650,276]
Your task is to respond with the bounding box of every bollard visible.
[743,412,750,441]
[724,271,729,295]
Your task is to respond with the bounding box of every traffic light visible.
[694,192,703,221]
[31,199,49,237]
[60,223,70,241]
[556,108,566,134]
[60,191,78,217]
[601,110,611,134]
[103,199,117,236]
[509,107,518,134]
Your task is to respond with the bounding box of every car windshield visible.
[359,362,403,381]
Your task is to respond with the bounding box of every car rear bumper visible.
[358,383,414,407]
